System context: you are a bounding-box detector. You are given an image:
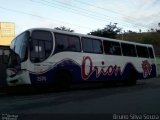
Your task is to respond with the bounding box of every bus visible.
[6,28,157,88]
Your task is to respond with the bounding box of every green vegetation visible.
[54,26,74,32]
[116,32,160,45]
[88,23,121,39]
[87,23,160,45]
[55,24,160,45]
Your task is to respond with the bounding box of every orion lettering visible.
[81,56,121,80]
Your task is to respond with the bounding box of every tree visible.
[150,28,155,32]
[88,23,121,38]
[54,26,74,32]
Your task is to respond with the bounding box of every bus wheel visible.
[125,71,137,86]
[55,71,71,90]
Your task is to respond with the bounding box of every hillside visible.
[116,32,160,45]
[116,32,160,56]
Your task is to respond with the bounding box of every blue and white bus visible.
[6,28,157,88]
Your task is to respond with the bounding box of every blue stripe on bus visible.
[29,59,157,85]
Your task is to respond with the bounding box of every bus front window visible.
[30,30,53,63]
[7,31,29,70]
[13,31,30,62]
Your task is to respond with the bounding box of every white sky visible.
[0,0,160,35]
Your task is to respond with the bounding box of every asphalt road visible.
[0,78,160,119]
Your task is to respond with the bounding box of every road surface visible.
[0,78,160,119]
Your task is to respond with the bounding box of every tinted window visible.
[82,38,92,53]
[148,47,154,58]
[82,37,102,53]
[136,45,149,58]
[121,43,137,57]
[30,30,53,63]
[55,33,80,53]
[93,39,103,53]
[103,41,121,55]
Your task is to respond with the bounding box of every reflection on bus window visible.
[136,45,149,58]
[30,30,53,63]
[148,47,154,58]
[55,33,81,53]
[82,37,103,54]
[103,40,121,55]
[121,43,137,57]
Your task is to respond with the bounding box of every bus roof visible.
[27,28,153,47]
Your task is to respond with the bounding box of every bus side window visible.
[136,45,149,58]
[121,43,137,57]
[82,37,102,54]
[103,41,121,55]
[148,47,154,58]
[30,40,39,63]
[93,39,103,53]
[55,33,81,53]
[81,37,93,53]
[30,30,53,63]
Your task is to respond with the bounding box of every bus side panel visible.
[29,59,82,85]
[28,51,157,85]
[137,64,157,80]
[28,58,157,85]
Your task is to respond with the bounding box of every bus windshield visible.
[11,31,30,62]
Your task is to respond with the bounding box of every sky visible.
[0,0,160,35]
